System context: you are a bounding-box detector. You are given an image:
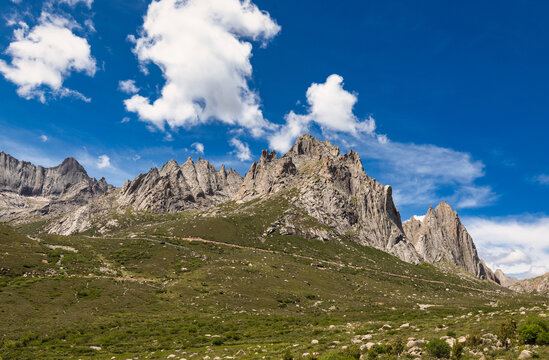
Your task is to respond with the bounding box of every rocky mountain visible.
[494,269,519,287]
[47,157,242,235]
[403,202,496,281]
[3,135,510,282]
[508,272,549,294]
[0,152,112,220]
[117,157,242,212]
[234,134,421,264]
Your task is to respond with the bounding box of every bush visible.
[497,318,516,348]
[283,349,293,360]
[451,341,464,360]
[465,332,482,348]
[519,323,543,344]
[321,354,354,360]
[211,337,224,346]
[426,339,451,359]
[536,330,549,345]
[390,338,404,356]
[341,345,361,359]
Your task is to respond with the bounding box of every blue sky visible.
[1,0,548,278]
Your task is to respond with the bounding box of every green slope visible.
[1,195,548,359]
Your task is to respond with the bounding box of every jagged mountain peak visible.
[403,201,497,281]
[118,157,242,213]
[235,134,421,264]
[0,152,112,221]
[289,133,339,158]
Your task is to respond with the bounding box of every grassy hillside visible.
[1,194,549,359]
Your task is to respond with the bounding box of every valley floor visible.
[1,205,549,359]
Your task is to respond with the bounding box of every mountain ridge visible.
[0,134,509,285]
[0,151,112,220]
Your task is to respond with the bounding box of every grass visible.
[1,194,548,359]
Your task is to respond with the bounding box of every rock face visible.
[235,134,421,264]
[494,269,519,287]
[508,272,549,294]
[403,202,496,280]
[0,152,112,220]
[117,158,242,212]
[47,158,242,235]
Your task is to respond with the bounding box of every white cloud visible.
[465,216,549,279]
[534,174,549,185]
[412,215,425,222]
[118,79,139,94]
[270,74,376,152]
[121,117,130,123]
[269,74,494,210]
[124,0,280,137]
[350,135,496,209]
[56,0,93,8]
[230,137,251,161]
[0,12,96,102]
[40,135,48,142]
[96,154,111,169]
[192,142,204,154]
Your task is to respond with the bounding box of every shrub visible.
[446,330,456,337]
[342,345,361,359]
[211,337,224,346]
[536,330,549,345]
[518,318,549,345]
[321,354,354,360]
[519,323,543,344]
[497,318,516,348]
[426,339,451,359]
[390,338,404,356]
[283,349,293,360]
[451,341,464,360]
[465,332,482,348]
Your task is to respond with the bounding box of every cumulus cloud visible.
[124,0,280,137]
[465,216,549,279]
[0,12,96,102]
[270,74,493,209]
[96,154,111,169]
[192,142,204,154]
[230,138,252,161]
[118,79,139,94]
[353,137,496,209]
[270,74,376,152]
[40,135,48,142]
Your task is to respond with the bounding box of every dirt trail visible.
[94,235,502,295]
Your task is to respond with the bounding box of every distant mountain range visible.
[0,134,542,291]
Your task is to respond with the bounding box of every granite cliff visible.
[0,152,111,220]
[403,202,496,281]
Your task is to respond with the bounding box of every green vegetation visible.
[426,338,451,358]
[1,195,548,359]
[519,316,549,345]
[497,318,516,348]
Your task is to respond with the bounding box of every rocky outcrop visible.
[494,269,519,287]
[403,202,496,281]
[117,157,242,212]
[509,272,549,294]
[235,134,421,264]
[0,152,112,220]
[47,158,242,235]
